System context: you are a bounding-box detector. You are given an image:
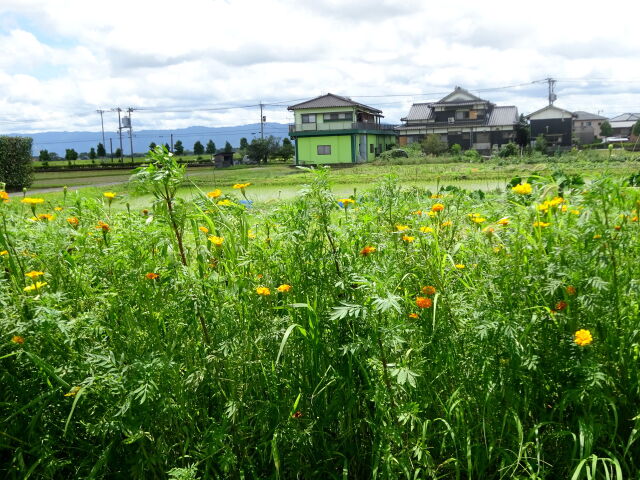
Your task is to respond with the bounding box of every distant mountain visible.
[5,123,290,156]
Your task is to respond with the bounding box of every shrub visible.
[499,142,519,158]
[534,134,547,153]
[421,134,447,155]
[450,143,462,155]
[0,136,33,190]
[378,149,409,161]
[463,149,481,162]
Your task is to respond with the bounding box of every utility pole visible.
[127,107,135,163]
[112,107,124,162]
[170,133,174,152]
[109,138,113,162]
[260,102,264,139]
[96,109,106,153]
[546,77,557,105]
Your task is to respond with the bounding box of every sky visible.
[1,0,640,134]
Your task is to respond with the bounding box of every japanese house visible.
[527,105,576,148]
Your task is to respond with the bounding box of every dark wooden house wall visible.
[530,118,573,146]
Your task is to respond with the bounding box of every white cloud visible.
[1,0,640,133]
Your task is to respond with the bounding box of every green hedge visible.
[0,136,33,190]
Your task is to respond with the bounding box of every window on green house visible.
[369,144,374,153]
[302,114,316,123]
[323,112,353,122]
[317,145,331,155]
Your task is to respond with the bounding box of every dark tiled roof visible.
[287,93,382,113]
[435,86,487,105]
[574,111,607,121]
[488,106,518,126]
[609,113,640,122]
[402,103,433,121]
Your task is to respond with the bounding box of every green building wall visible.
[295,133,397,164]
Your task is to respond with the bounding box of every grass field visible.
[2,148,640,478]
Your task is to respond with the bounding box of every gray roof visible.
[526,104,576,119]
[487,106,518,126]
[435,86,487,105]
[609,113,640,122]
[574,111,607,121]
[287,93,382,113]
[402,103,433,121]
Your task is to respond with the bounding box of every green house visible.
[288,93,397,164]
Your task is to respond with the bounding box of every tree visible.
[65,148,78,162]
[632,120,640,137]
[39,149,51,163]
[514,114,530,149]
[89,147,96,160]
[174,140,184,155]
[115,147,122,158]
[206,140,216,155]
[193,141,204,155]
[246,136,280,164]
[0,137,34,190]
[421,134,447,155]
[279,137,295,162]
[149,142,157,151]
[239,137,248,150]
[97,143,106,157]
[600,120,613,138]
[224,141,233,153]
[164,143,171,152]
[534,134,547,153]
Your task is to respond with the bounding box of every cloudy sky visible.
[1,0,640,134]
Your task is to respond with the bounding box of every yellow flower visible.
[430,193,443,199]
[54,206,63,212]
[232,183,252,189]
[248,229,256,239]
[574,329,593,347]
[208,235,224,246]
[217,199,236,207]
[276,284,292,293]
[593,234,602,239]
[431,203,445,212]
[455,264,465,269]
[419,226,434,233]
[67,217,79,226]
[96,221,110,232]
[0,250,8,256]
[497,217,510,225]
[20,197,45,205]
[441,221,452,227]
[256,286,271,296]
[471,216,486,224]
[338,198,355,206]
[37,213,54,221]
[64,386,81,397]
[103,192,116,199]
[206,189,222,199]
[198,226,209,234]
[24,281,47,292]
[25,270,44,278]
[395,224,409,231]
[402,234,415,243]
[12,335,25,344]
[533,221,551,228]
[412,210,423,215]
[408,313,419,319]
[360,246,376,256]
[482,226,494,234]
[0,191,9,202]
[511,183,532,195]
[570,209,580,215]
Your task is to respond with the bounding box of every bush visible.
[450,144,462,155]
[0,136,33,190]
[421,134,447,155]
[463,149,481,162]
[377,149,409,161]
[498,142,519,158]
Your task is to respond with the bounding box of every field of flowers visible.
[1,147,640,479]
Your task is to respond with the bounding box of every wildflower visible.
[142,209,149,216]
[554,300,567,311]
[431,203,445,212]
[25,270,44,278]
[54,206,63,212]
[0,250,8,256]
[64,386,81,397]
[37,213,54,221]
[360,246,376,256]
[256,286,271,296]
[470,216,486,224]
[395,224,409,231]
[20,197,45,205]
[430,193,443,199]
[103,192,116,200]
[24,281,47,292]
[145,272,159,280]
[419,226,434,233]
[412,210,423,215]
[566,285,576,296]
[497,217,510,225]
[631,216,638,222]
[208,235,224,246]
[614,225,621,231]
[416,296,433,308]
[12,335,25,344]
[493,246,501,253]
[206,189,222,199]
[233,183,252,189]
[421,285,436,295]
[276,284,292,293]
[292,411,303,419]
[67,217,79,226]
[455,264,465,269]
[408,313,419,319]
[217,199,236,207]
[0,191,9,202]
[96,221,110,232]
[483,226,494,234]
[593,234,602,239]
[511,183,532,195]
[248,229,256,239]
[428,211,437,217]
[533,221,550,228]
[337,198,355,207]
[574,329,593,347]
[570,210,580,215]
[441,221,452,227]
[199,226,209,234]
[402,234,415,243]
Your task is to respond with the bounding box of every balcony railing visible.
[289,122,398,134]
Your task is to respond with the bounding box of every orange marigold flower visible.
[0,191,9,202]
[67,217,79,226]
[11,335,25,344]
[614,225,621,231]
[199,226,209,234]
[142,209,149,216]
[96,221,110,232]
[37,213,54,221]
[566,285,576,296]
[145,272,159,280]
[431,203,445,212]
[554,300,567,311]
[408,313,419,319]
[232,183,251,189]
[21,197,45,205]
[497,217,510,225]
[533,221,550,228]
[574,329,593,347]
[441,221,452,227]
[276,284,292,293]
[395,224,409,231]
[256,286,271,296]
[292,411,303,419]
[402,234,415,243]
[419,226,434,233]
[208,235,224,246]
[415,296,433,308]
[360,246,376,256]
[206,189,222,199]
[421,285,436,296]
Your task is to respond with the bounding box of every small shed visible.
[213,151,235,168]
